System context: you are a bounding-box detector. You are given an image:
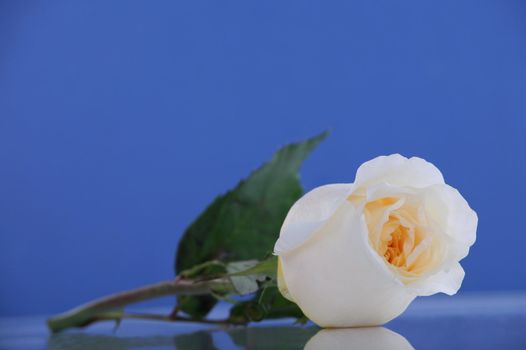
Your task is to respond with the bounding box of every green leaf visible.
[179,260,227,280]
[228,285,305,324]
[174,131,328,318]
[226,260,261,295]
[225,257,279,295]
[228,255,277,280]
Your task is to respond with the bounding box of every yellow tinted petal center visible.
[363,197,439,281]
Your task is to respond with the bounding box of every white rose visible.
[274,154,477,327]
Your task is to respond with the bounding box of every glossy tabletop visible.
[1,293,525,350]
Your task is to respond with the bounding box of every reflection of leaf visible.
[173,331,218,350]
[228,326,318,350]
[48,333,177,350]
[47,327,317,350]
[175,131,328,318]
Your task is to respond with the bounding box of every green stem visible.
[47,277,233,333]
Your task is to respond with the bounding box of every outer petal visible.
[278,200,416,327]
[408,262,465,296]
[305,328,414,350]
[422,184,478,260]
[277,257,294,302]
[273,184,353,255]
[354,154,445,191]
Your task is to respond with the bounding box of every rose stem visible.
[47,277,233,333]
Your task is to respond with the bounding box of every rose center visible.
[365,197,432,277]
[383,221,410,267]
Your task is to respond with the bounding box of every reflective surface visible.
[2,293,526,349]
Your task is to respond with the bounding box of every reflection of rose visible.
[304,327,414,350]
[275,154,477,327]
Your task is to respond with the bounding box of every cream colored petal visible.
[423,184,478,260]
[276,257,294,302]
[364,196,405,251]
[354,154,445,190]
[365,182,416,202]
[279,200,416,327]
[273,183,353,255]
[408,262,465,296]
[305,327,414,350]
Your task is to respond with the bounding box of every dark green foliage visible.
[174,131,328,318]
[228,286,305,324]
[227,325,318,350]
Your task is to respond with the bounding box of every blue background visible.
[1,1,525,316]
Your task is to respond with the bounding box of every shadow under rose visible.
[47,325,412,350]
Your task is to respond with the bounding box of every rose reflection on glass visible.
[304,327,414,350]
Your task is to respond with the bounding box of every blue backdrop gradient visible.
[1,1,525,316]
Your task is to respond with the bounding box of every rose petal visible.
[279,200,416,327]
[354,154,445,190]
[423,184,478,260]
[408,262,465,296]
[277,257,295,302]
[273,184,353,255]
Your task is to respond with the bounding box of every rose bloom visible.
[274,154,477,327]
